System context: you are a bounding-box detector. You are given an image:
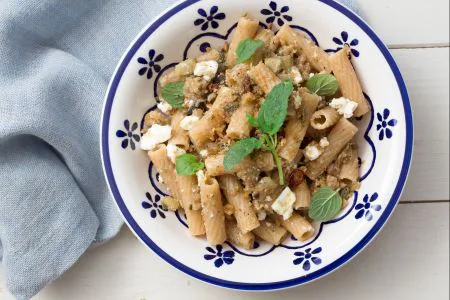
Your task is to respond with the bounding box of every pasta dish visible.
[139,15,370,249]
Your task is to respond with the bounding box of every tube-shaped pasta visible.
[253,221,288,245]
[294,181,311,209]
[282,213,315,241]
[226,220,255,250]
[218,175,260,233]
[253,151,275,172]
[148,145,181,201]
[199,178,227,245]
[310,107,341,130]
[248,62,281,94]
[278,88,321,161]
[176,175,205,236]
[205,155,230,177]
[189,87,237,148]
[251,28,275,64]
[226,16,260,67]
[276,24,331,73]
[329,46,370,117]
[339,144,359,184]
[205,155,254,177]
[227,96,255,139]
[169,111,190,149]
[306,118,359,180]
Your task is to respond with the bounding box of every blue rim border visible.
[101,0,413,291]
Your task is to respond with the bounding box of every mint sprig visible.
[161,81,185,109]
[175,154,204,176]
[224,138,262,171]
[224,80,294,185]
[306,74,339,97]
[236,39,264,64]
[308,187,343,221]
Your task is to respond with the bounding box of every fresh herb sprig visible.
[176,154,204,176]
[224,80,294,185]
[306,74,339,97]
[236,39,264,64]
[308,187,343,221]
[161,81,185,109]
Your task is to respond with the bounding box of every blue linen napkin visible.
[0,0,359,299]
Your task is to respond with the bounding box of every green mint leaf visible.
[236,39,264,64]
[161,81,185,109]
[306,74,339,97]
[175,154,205,176]
[224,138,262,171]
[257,80,294,135]
[308,187,343,221]
[246,113,260,128]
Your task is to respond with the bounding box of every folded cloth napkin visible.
[0,0,359,299]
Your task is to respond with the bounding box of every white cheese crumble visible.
[166,143,186,163]
[271,187,296,220]
[180,115,200,131]
[294,94,303,110]
[140,125,172,151]
[257,210,267,221]
[196,170,206,187]
[304,145,323,161]
[290,66,303,84]
[194,60,218,81]
[157,101,173,114]
[309,73,316,78]
[320,137,330,148]
[330,97,359,119]
[199,149,209,158]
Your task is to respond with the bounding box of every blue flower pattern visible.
[377,109,398,141]
[142,192,167,219]
[293,247,322,271]
[355,193,382,221]
[261,2,292,26]
[204,245,235,268]
[116,120,140,150]
[138,50,164,79]
[333,31,360,57]
[194,6,226,31]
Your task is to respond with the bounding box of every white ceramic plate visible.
[101,0,413,290]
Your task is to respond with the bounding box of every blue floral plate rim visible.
[100,0,414,291]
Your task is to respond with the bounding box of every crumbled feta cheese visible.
[294,94,303,110]
[320,137,330,148]
[304,145,323,161]
[330,97,359,119]
[180,115,200,131]
[185,99,195,108]
[166,143,186,163]
[157,101,173,114]
[257,210,267,221]
[271,187,296,220]
[309,73,316,78]
[196,170,206,187]
[199,149,209,158]
[289,66,303,84]
[194,60,218,81]
[140,125,172,150]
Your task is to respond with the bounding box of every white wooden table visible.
[1,0,449,299]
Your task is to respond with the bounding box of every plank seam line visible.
[399,200,450,204]
[388,43,450,50]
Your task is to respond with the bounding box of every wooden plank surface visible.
[391,47,450,201]
[1,203,448,300]
[357,0,450,47]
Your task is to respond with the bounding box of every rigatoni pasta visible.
[141,14,371,248]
